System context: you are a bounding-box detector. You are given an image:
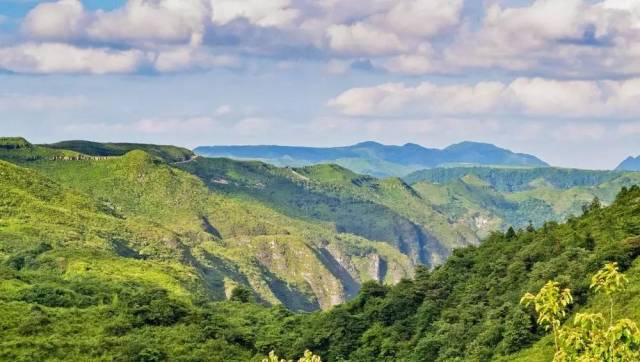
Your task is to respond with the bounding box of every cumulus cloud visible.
[326,23,409,56]
[7,0,640,77]
[211,0,300,27]
[329,77,640,118]
[87,0,211,44]
[0,43,147,74]
[325,0,463,56]
[153,46,240,71]
[11,0,466,74]
[22,0,87,39]
[444,0,640,77]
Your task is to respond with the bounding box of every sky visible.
[0,0,639,169]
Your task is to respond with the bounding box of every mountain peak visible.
[616,155,640,171]
[402,143,425,149]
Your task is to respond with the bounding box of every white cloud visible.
[378,44,441,75]
[324,0,463,57]
[444,0,640,77]
[378,0,464,38]
[22,0,86,39]
[211,0,300,27]
[88,0,210,44]
[10,0,640,77]
[329,77,640,118]
[153,46,239,71]
[326,23,409,56]
[0,43,147,74]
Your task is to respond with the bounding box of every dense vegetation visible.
[405,166,626,192]
[2,138,640,361]
[177,158,478,267]
[0,140,416,312]
[45,140,195,163]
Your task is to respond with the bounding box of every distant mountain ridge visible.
[194,141,549,177]
[617,155,640,171]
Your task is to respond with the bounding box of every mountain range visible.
[194,141,549,178]
[2,137,640,360]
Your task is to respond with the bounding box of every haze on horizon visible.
[1,0,640,169]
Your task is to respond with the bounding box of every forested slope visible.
[3,138,640,361]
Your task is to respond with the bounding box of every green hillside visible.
[0,143,415,313]
[405,166,625,192]
[406,167,640,238]
[45,140,195,163]
[259,185,640,361]
[176,158,479,267]
[0,137,82,163]
[2,138,640,360]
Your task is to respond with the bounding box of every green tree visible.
[262,350,321,362]
[559,263,640,361]
[230,285,254,303]
[590,262,628,325]
[523,263,640,361]
[521,281,573,357]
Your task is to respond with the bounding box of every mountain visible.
[1,138,637,313]
[194,141,549,177]
[617,155,640,171]
[45,140,195,163]
[405,166,627,192]
[2,137,640,361]
[0,141,419,312]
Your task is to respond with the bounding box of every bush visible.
[124,288,188,326]
[230,285,254,303]
[18,284,81,308]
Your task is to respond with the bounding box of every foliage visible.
[46,140,195,162]
[263,350,322,362]
[406,167,627,192]
[521,281,573,354]
[231,285,255,303]
[522,263,640,361]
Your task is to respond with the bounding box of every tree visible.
[559,263,640,361]
[522,263,640,361]
[230,285,254,303]
[506,227,517,240]
[521,281,573,357]
[263,350,321,362]
[590,262,628,325]
[527,221,536,233]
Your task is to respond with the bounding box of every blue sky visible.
[0,0,639,169]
